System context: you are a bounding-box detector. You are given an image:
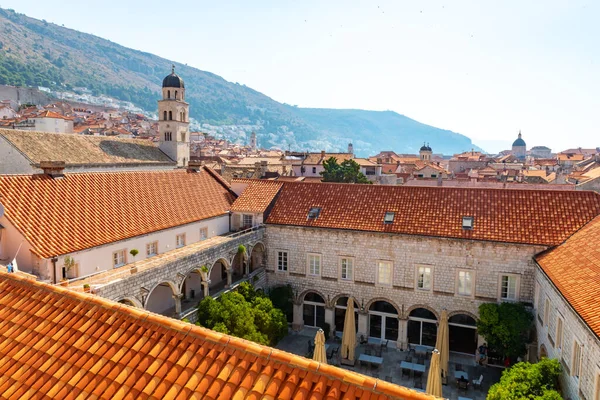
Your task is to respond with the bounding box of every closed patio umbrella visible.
[313,328,328,364]
[426,349,443,397]
[435,309,449,382]
[341,297,356,363]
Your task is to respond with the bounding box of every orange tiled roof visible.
[0,272,436,400]
[536,216,600,337]
[266,183,600,246]
[230,179,283,213]
[0,169,235,258]
[36,110,74,120]
[304,153,353,165]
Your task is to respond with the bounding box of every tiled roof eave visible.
[264,222,556,247]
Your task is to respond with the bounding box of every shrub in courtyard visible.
[196,282,288,346]
[477,302,533,361]
[487,358,562,400]
[268,284,294,323]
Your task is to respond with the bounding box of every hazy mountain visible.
[0,7,482,156]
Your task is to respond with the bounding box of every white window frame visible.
[499,273,520,301]
[307,253,321,276]
[544,298,550,327]
[339,257,354,281]
[415,265,432,291]
[176,233,186,248]
[146,241,158,257]
[376,260,393,287]
[556,316,563,350]
[113,249,126,268]
[572,341,583,378]
[242,214,254,228]
[199,227,208,240]
[277,250,288,272]
[456,270,474,297]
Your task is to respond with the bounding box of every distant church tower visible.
[348,143,354,155]
[511,131,527,160]
[250,131,257,151]
[159,65,189,167]
[419,142,432,161]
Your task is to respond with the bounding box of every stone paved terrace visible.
[276,328,502,400]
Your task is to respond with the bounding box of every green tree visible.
[196,282,287,346]
[487,358,562,400]
[477,302,533,360]
[321,157,371,184]
[268,284,294,323]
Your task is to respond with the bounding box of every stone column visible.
[324,305,335,339]
[358,310,368,339]
[173,294,183,315]
[225,268,232,288]
[292,301,304,331]
[398,317,409,350]
[202,281,210,298]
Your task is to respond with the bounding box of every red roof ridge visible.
[0,272,437,399]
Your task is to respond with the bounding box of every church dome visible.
[162,66,185,89]
[512,132,526,147]
[420,143,432,152]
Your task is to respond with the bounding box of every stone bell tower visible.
[158,65,189,167]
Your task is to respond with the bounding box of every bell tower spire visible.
[158,66,189,167]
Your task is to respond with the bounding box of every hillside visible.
[0,7,480,156]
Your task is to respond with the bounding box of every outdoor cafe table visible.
[358,354,383,367]
[454,371,469,380]
[414,345,428,357]
[400,361,426,373]
[458,397,473,400]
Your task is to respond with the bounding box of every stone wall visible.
[265,225,545,348]
[534,266,600,400]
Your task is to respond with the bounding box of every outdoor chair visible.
[402,367,411,378]
[473,374,484,390]
[359,335,368,345]
[374,346,382,357]
[404,355,412,362]
[457,379,469,391]
[365,348,372,356]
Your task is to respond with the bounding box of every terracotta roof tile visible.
[266,182,600,246]
[0,273,437,400]
[230,179,283,213]
[536,215,600,337]
[0,169,235,258]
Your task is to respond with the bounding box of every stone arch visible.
[298,288,327,305]
[163,110,167,121]
[179,265,204,291]
[249,241,266,273]
[330,293,356,309]
[208,257,230,275]
[448,309,478,321]
[169,110,173,120]
[167,90,171,99]
[117,296,143,308]
[208,257,230,292]
[179,265,205,303]
[405,304,440,320]
[144,280,180,316]
[365,297,402,315]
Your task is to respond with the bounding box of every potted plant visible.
[63,255,75,279]
[83,283,91,293]
[200,265,209,281]
[129,249,139,274]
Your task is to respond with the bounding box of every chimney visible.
[321,150,326,159]
[40,161,65,178]
[260,160,268,177]
[437,174,443,187]
[187,160,204,172]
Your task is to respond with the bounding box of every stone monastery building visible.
[1,69,600,399]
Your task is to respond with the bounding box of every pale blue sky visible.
[2,0,598,153]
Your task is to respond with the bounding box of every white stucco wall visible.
[1,213,230,282]
[0,136,36,174]
[33,118,73,133]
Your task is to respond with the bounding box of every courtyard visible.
[276,327,502,400]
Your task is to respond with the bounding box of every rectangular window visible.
[457,270,473,296]
[417,266,432,290]
[277,251,288,272]
[340,257,354,280]
[462,216,474,230]
[200,227,208,240]
[500,274,518,300]
[312,167,317,174]
[384,212,395,224]
[243,214,253,227]
[377,261,392,286]
[113,250,126,268]
[556,317,563,350]
[544,298,550,327]
[176,233,186,248]
[572,342,582,378]
[146,241,158,257]
[307,254,321,276]
[307,207,321,219]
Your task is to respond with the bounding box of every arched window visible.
[167,90,170,99]
[168,111,172,121]
[175,90,178,100]
[303,292,325,328]
[408,308,437,347]
[182,111,186,121]
[181,132,186,141]
[163,111,167,121]
[368,300,398,341]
